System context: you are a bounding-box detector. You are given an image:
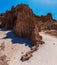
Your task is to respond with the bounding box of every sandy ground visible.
[0,28,57,65]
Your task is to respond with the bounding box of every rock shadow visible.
[0,27,8,31]
[3,30,33,48]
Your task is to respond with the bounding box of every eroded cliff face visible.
[0,4,42,46]
[13,5,43,53]
[0,4,57,30]
[0,14,5,27]
[0,4,43,61]
[0,4,57,61]
[34,13,57,30]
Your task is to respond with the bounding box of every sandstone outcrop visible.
[1,4,57,61]
[0,4,43,61]
[13,4,43,61]
[34,13,57,30]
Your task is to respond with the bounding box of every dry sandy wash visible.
[0,28,57,65]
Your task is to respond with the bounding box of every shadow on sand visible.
[0,27,9,31]
[1,28,33,48]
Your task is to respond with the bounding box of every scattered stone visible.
[20,52,32,62]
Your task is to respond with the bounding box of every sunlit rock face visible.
[2,4,57,61]
[0,14,5,28]
[13,4,42,46]
[0,4,42,46]
[34,13,57,30]
[0,6,16,29]
[3,10,16,29]
[0,4,57,46]
[0,4,57,31]
[0,4,43,61]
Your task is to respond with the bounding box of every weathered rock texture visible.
[0,4,43,61]
[13,4,42,45]
[0,14,5,27]
[0,5,57,30]
[0,4,57,61]
[13,4,43,61]
[34,13,57,30]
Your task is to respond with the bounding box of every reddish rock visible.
[12,4,43,61]
[13,4,42,46]
[2,4,57,61]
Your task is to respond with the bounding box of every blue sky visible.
[0,0,57,20]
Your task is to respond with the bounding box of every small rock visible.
[20,52,32,62]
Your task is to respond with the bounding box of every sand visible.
[0,28,57,65]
